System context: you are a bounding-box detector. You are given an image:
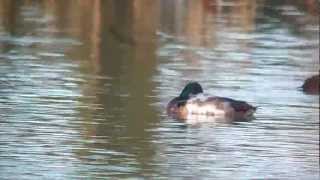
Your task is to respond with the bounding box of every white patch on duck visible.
[184,114,234,124]
[185,93,231,116]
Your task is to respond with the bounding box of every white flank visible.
[185,94,226,116]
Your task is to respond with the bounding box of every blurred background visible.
[0,0,319,179]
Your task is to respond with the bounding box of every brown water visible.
[0,0,319,179]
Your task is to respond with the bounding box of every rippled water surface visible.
[0,1,319,179]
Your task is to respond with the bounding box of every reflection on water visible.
[0,0,319,179]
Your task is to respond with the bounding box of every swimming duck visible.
[302,74,319,95]
[167,82,257,121]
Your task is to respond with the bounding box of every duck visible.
[302,74,319,95]
[167,82,257,121]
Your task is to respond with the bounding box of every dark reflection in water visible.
[0,0,319,179]
[71,1,160,177]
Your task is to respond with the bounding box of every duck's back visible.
[185,94,256,119]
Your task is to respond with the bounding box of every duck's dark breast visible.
[166,97,180,114]
[167,97,189,119]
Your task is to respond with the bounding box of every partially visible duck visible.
[302,74,319,95]
[167,82,257,121]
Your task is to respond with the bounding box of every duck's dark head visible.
[179,82,203,100]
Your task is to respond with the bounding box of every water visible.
[0,0,319,179]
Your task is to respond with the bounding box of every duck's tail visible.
[253,106,259,111]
